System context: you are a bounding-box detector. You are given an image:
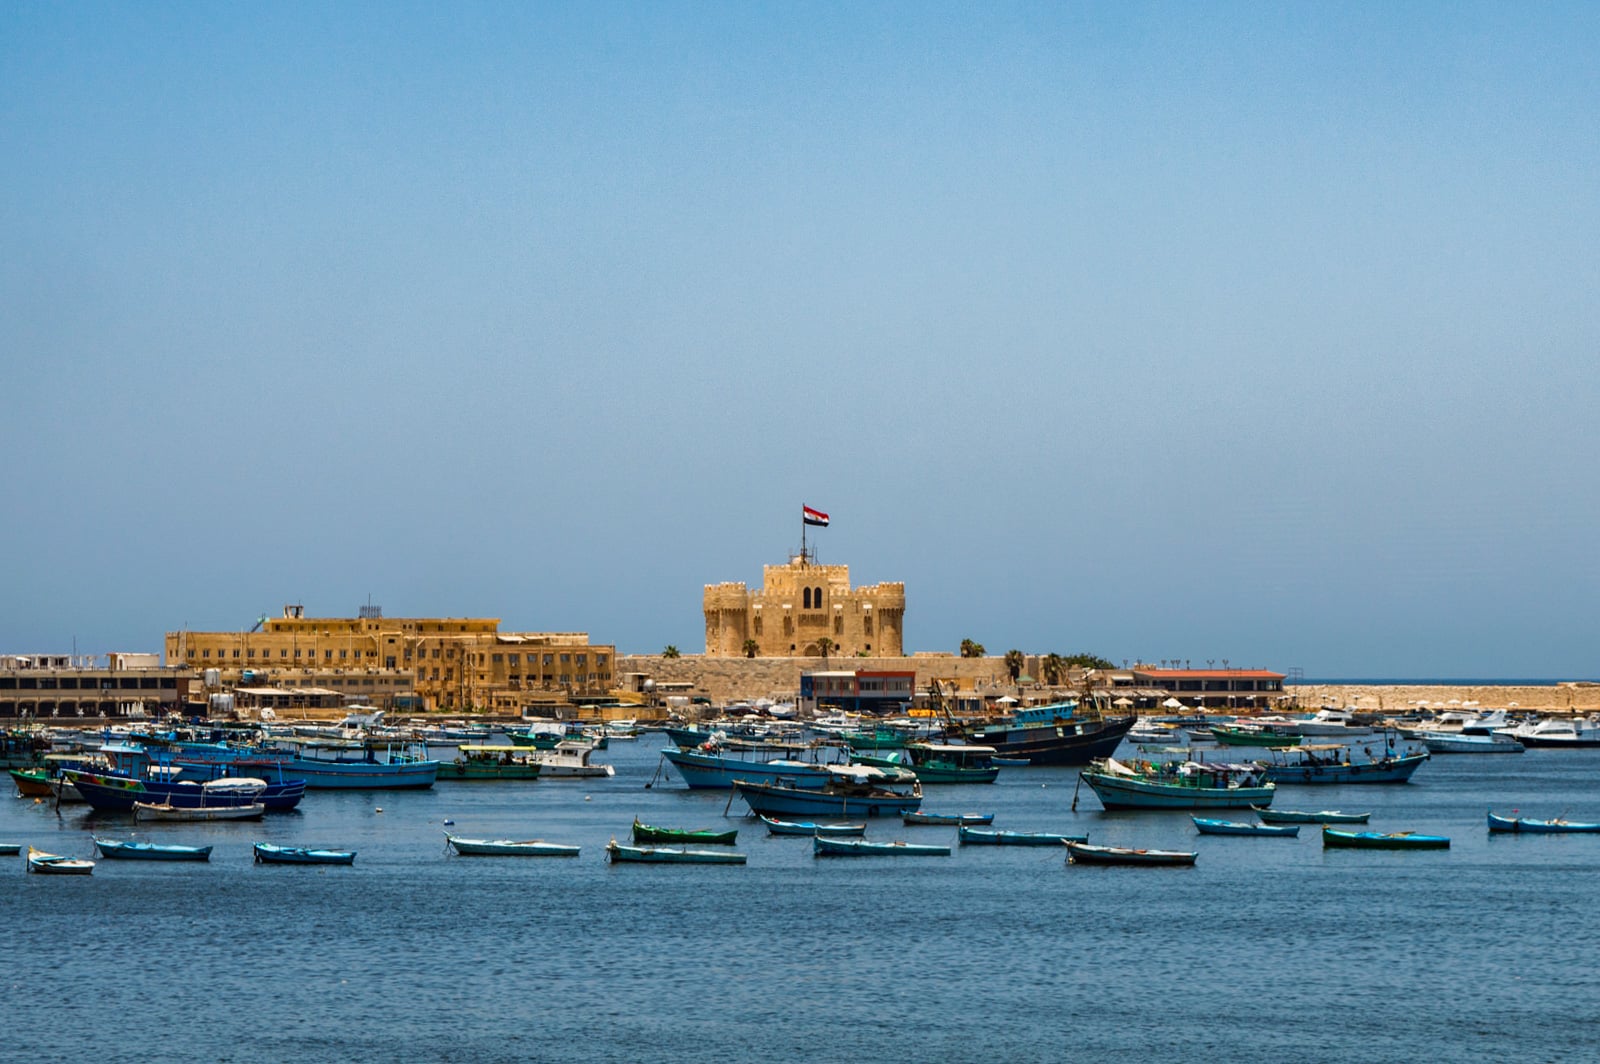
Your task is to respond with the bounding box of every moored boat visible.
[9,766,54,798]
[1209,723,1302,747]
[434,745,545,781]
[733,766,922,819]
[253,842,357,865]
[25,846,95,874]
[948,701,1135,766]
[658,746,835,790]
[604,840,746,865]
[1418,732,1524,754]
[1251,805,1370,824]
[1260,747,1429,785]
[1065,842,1196,866]
[93,837,213,861]
[957,826,1086,846]
[1504,717,1600,748]
[1190,816,1299,837]
[903,811,993,826]
[1486,811,1600,834]
[758,815,866,837]
[631,818,737,845]
[135,800,265,821]
[1321,826,1449,850]
[812,836,951,857]
[1078,758,1274,810]
[445,835,580,856]
[0,843,21,856]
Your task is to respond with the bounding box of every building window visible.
[802,588,812,609]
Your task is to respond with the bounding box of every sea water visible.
[6,734,1599,1063]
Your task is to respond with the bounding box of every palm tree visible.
[1003,649,1025,682]
[960,639,986,658]
[816,637,835,663]
[741,639,759,659]
[662,645,680,659]
[1042,653,1065,686]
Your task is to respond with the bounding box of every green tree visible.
[1062,652,1114,670]
[662,645,681,659]
[1004,649,1025,681]
[741,639,759,659]
[959,639,986,658]
[1042,653,1065,686]
[816,637,835,663]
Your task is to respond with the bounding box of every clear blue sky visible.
[3,3,1597,678]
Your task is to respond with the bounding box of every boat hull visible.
[813,836,951,857]
[1079,771,1275,810]
[94,838,213,860]
[1322,827,1449,849]
[733,780,921,818]
[1191,816,1299,837]
[904,812,993,826]
[660,748,832,790]
[61,769,306,812]
[632,821,737,846]
[1486,811,1600,834]
[605,842,746,864]
[1263,753,1429,785]
[957,826,1086,846]
[25,847,94,875]
[759,816,866,837]
[446,836,580,856]
[135,801,264,821]
[253,843,356,865]
[1066,842,1196,866]
[956,715,1135,766]
[1252,805,1370,824]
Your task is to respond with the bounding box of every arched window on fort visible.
[802,588,812,609]
[813,586,823,608]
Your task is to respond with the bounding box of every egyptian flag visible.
[803,505,830,527]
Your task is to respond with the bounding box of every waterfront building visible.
[800,669,916,715]
[0,653,190,720]
[1113,667,1287,711]
[704,552,905,658]
[165,605,615,713]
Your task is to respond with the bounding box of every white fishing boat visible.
[1417,731,1524,754]
[526,740,615,778]
[445,834,580,857]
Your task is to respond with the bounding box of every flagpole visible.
[801,508,807,566]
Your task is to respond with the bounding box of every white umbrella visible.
[1162,697,1185,709]
[1113,697,1134,707]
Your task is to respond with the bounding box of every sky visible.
[3,2,1597,678]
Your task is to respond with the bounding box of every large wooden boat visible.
[855,744,1000,784]
[1078,758,1275,810]
[60,767,305,813]
[1486,811,1600,834]
[631,818,737,845]
[135,800,264,821]
[25,846,94,875]
[957,826,1086,846]
[946,701,1134,766]
[267,740,440,789]
[733,766,922,819]
[1321,827,1449,850]
[1260,747,1429,785]
[445,835,580,856]
[93,838,213,861]
[604,841,746,865]
[658,746,834,790]
[253,842,357,865]
[1065,842,1197,866]
[812,836,951,857]
[434,745,545,781]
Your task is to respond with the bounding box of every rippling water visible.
[7,735,1600,1063]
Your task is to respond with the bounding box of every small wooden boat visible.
[990,757,1030,766]
[758,815,866,837]
[94,838,213,861]
[9,767,54,798]
[445,834,581,856]
[135,800,265,821]
[631,818,737,845]
[1321,826,1449,850]
[903,811,993,826]
[1209,723,1302,747]
[1486,811,1600,834]
[1065,842,1197,866]
[812,836,951,857]
[1252,805,1371,824]
[253,842,357,865]
[25,846,94,875]
[0,843,22,856]
[957,826,1087,846]
[605,840,746,865]
[1190,816,1300,837]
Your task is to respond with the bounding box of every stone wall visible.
[617,654,1018,708]
[1285,683,1600,713]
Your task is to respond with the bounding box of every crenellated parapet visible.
[703,558,905,658]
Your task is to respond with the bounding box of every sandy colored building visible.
[704,553,905,658]
[165,606,615,713]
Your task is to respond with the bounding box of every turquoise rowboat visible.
[0,843,23,856]
[1486,811,1600,834]
[253,842,356,865]
[957,826,1087,846]
[812,836,951,857]
[605,841,746,865]
[903,811,993,826]
[94,838,214,860]
[1190,816,1299,837]
[1321,827,1449,850]
[1252,805,1370,824]
[759,816,866,837]
[1065,842,1196,866]
[25,846,94,875]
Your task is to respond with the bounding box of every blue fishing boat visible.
[758,815,866,837]
[605,841,746,865]
[1078,758,1275,810]
[904,811,993,826]
[947,701,1135,766]
[1190,816,1300,837]
[957,826,1087,846]
[1321,827,1449,850]
[1486,811,1600,834]
[59,767,306,813]
[812,836,950,857]
[94,838,214,861]
[659,746,834,790]
[253,842,357,865]
[1261,747,1429,785]
[266,741,439,790]
[733,766,922,819]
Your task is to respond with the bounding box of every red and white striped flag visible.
[802,505,830,527]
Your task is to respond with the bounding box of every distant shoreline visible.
[1292,678,1598,687]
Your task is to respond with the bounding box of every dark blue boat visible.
[58,767,306,812]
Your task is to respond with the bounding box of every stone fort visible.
[704,553,905,658]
